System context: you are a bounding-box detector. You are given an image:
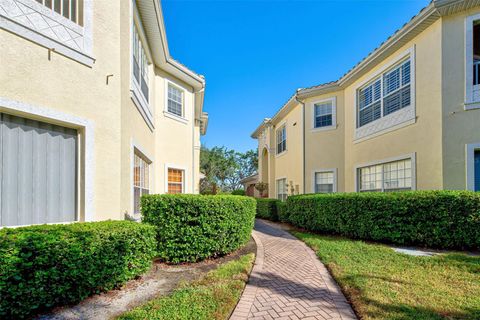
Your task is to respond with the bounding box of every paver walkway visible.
[230,220,357,320]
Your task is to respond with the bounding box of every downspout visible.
[295,90,306,195]
[192,84,205,194]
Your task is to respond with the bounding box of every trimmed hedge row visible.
[286,191,480,249]
[142,194,256,263]
[255,198,280,221]
[0,221,156,319]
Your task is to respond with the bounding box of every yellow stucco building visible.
[253,0,480,199]
[0,0,208,226]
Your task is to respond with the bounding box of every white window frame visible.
[0,0,94,66]
[276,177,288,201]
[465,14,480,110]
[354,153,417,192]
[165,164,188,194]
[164,80,188,124]
[130,4,154,130]
[312,168,337,193]
[275,122,287,156]
[132,148,152,217]
[466,143,480,191]
[311,97,337,132]
[354,47,416,142]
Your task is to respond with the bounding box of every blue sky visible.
[162,0,430,152]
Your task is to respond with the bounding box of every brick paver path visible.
[230,220,357,320]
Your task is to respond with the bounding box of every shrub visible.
[277,201,289,222]
[286,191,480,249]
[0,221,156,319]
[231,189,246,196]
[255,198,280,221]
[141,194,256,263]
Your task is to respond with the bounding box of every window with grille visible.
[359,158,412,192]
[315,171,334,193]
[167,85,183,117]
[276,125,286,154]
[314,101,333,128]
[276,178,287,201]
[358,59,411,127]
[35,0,84,25]
[168,168,184,194]
[132,24,149,102]
[133,153,150,215]
[473,23,480,86]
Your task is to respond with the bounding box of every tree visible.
[200,146,258,194]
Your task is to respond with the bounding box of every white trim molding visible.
[275,120,287,157]
[465,142,480,191]
[465,13,480,109]
[354,153,417,192]
[130,139,154,217]
[354,46,416,141]
[0,0,94,66]
[310,97,337,132]
[0,96,95,222]
[312,168,338,193]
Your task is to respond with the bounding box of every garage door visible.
[0,113,77,227]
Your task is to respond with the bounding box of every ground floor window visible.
[168,168,184,194]
[358,158,412,192]
[0,113,78,226]
[315,171,335,193]
[133,152,150,215]
[475,150,480,192]
[276,178,288,201]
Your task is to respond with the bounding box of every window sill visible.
[275,150,288,158]
[163,111,188,124]
[311,124,337,133]
[130,86,154,131]
[354,105,415,143]
[0,0,94,66]
[464,101,480,110]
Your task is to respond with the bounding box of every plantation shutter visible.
[0,113,77,226]
[475,150,480,192]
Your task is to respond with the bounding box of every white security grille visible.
[35,0,83,25]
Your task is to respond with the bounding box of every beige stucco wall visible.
[0,0,123,221]
[343,19,444,192]
[257,103,304,198]
[0,0,203,223]
[441,7,480,190]
[304,91,345,193]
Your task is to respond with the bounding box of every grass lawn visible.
[117,253,255,320]
[293,231,480,320]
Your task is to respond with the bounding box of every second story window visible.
[358,59,411,127]
[314,100,333,128]
[473,22,479,86]
[35,0,83,25]
[132,24,149,103]
[276,125,286,154]
[167,84,184,117]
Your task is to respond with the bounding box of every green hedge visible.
[286,191,480,249]
[277,201,289,222]
[255,198,280,221]
[0,221,156,319]
[141,194,256,263]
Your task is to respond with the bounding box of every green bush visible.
[0,221,156,319]
[277,201,289,222]
[255,198,280,221]
[231,189,246,196]
[141,194,256,263]
[286,191,480,249]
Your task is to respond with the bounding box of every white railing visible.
[474,60,480,86]
[35,0,83,26]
